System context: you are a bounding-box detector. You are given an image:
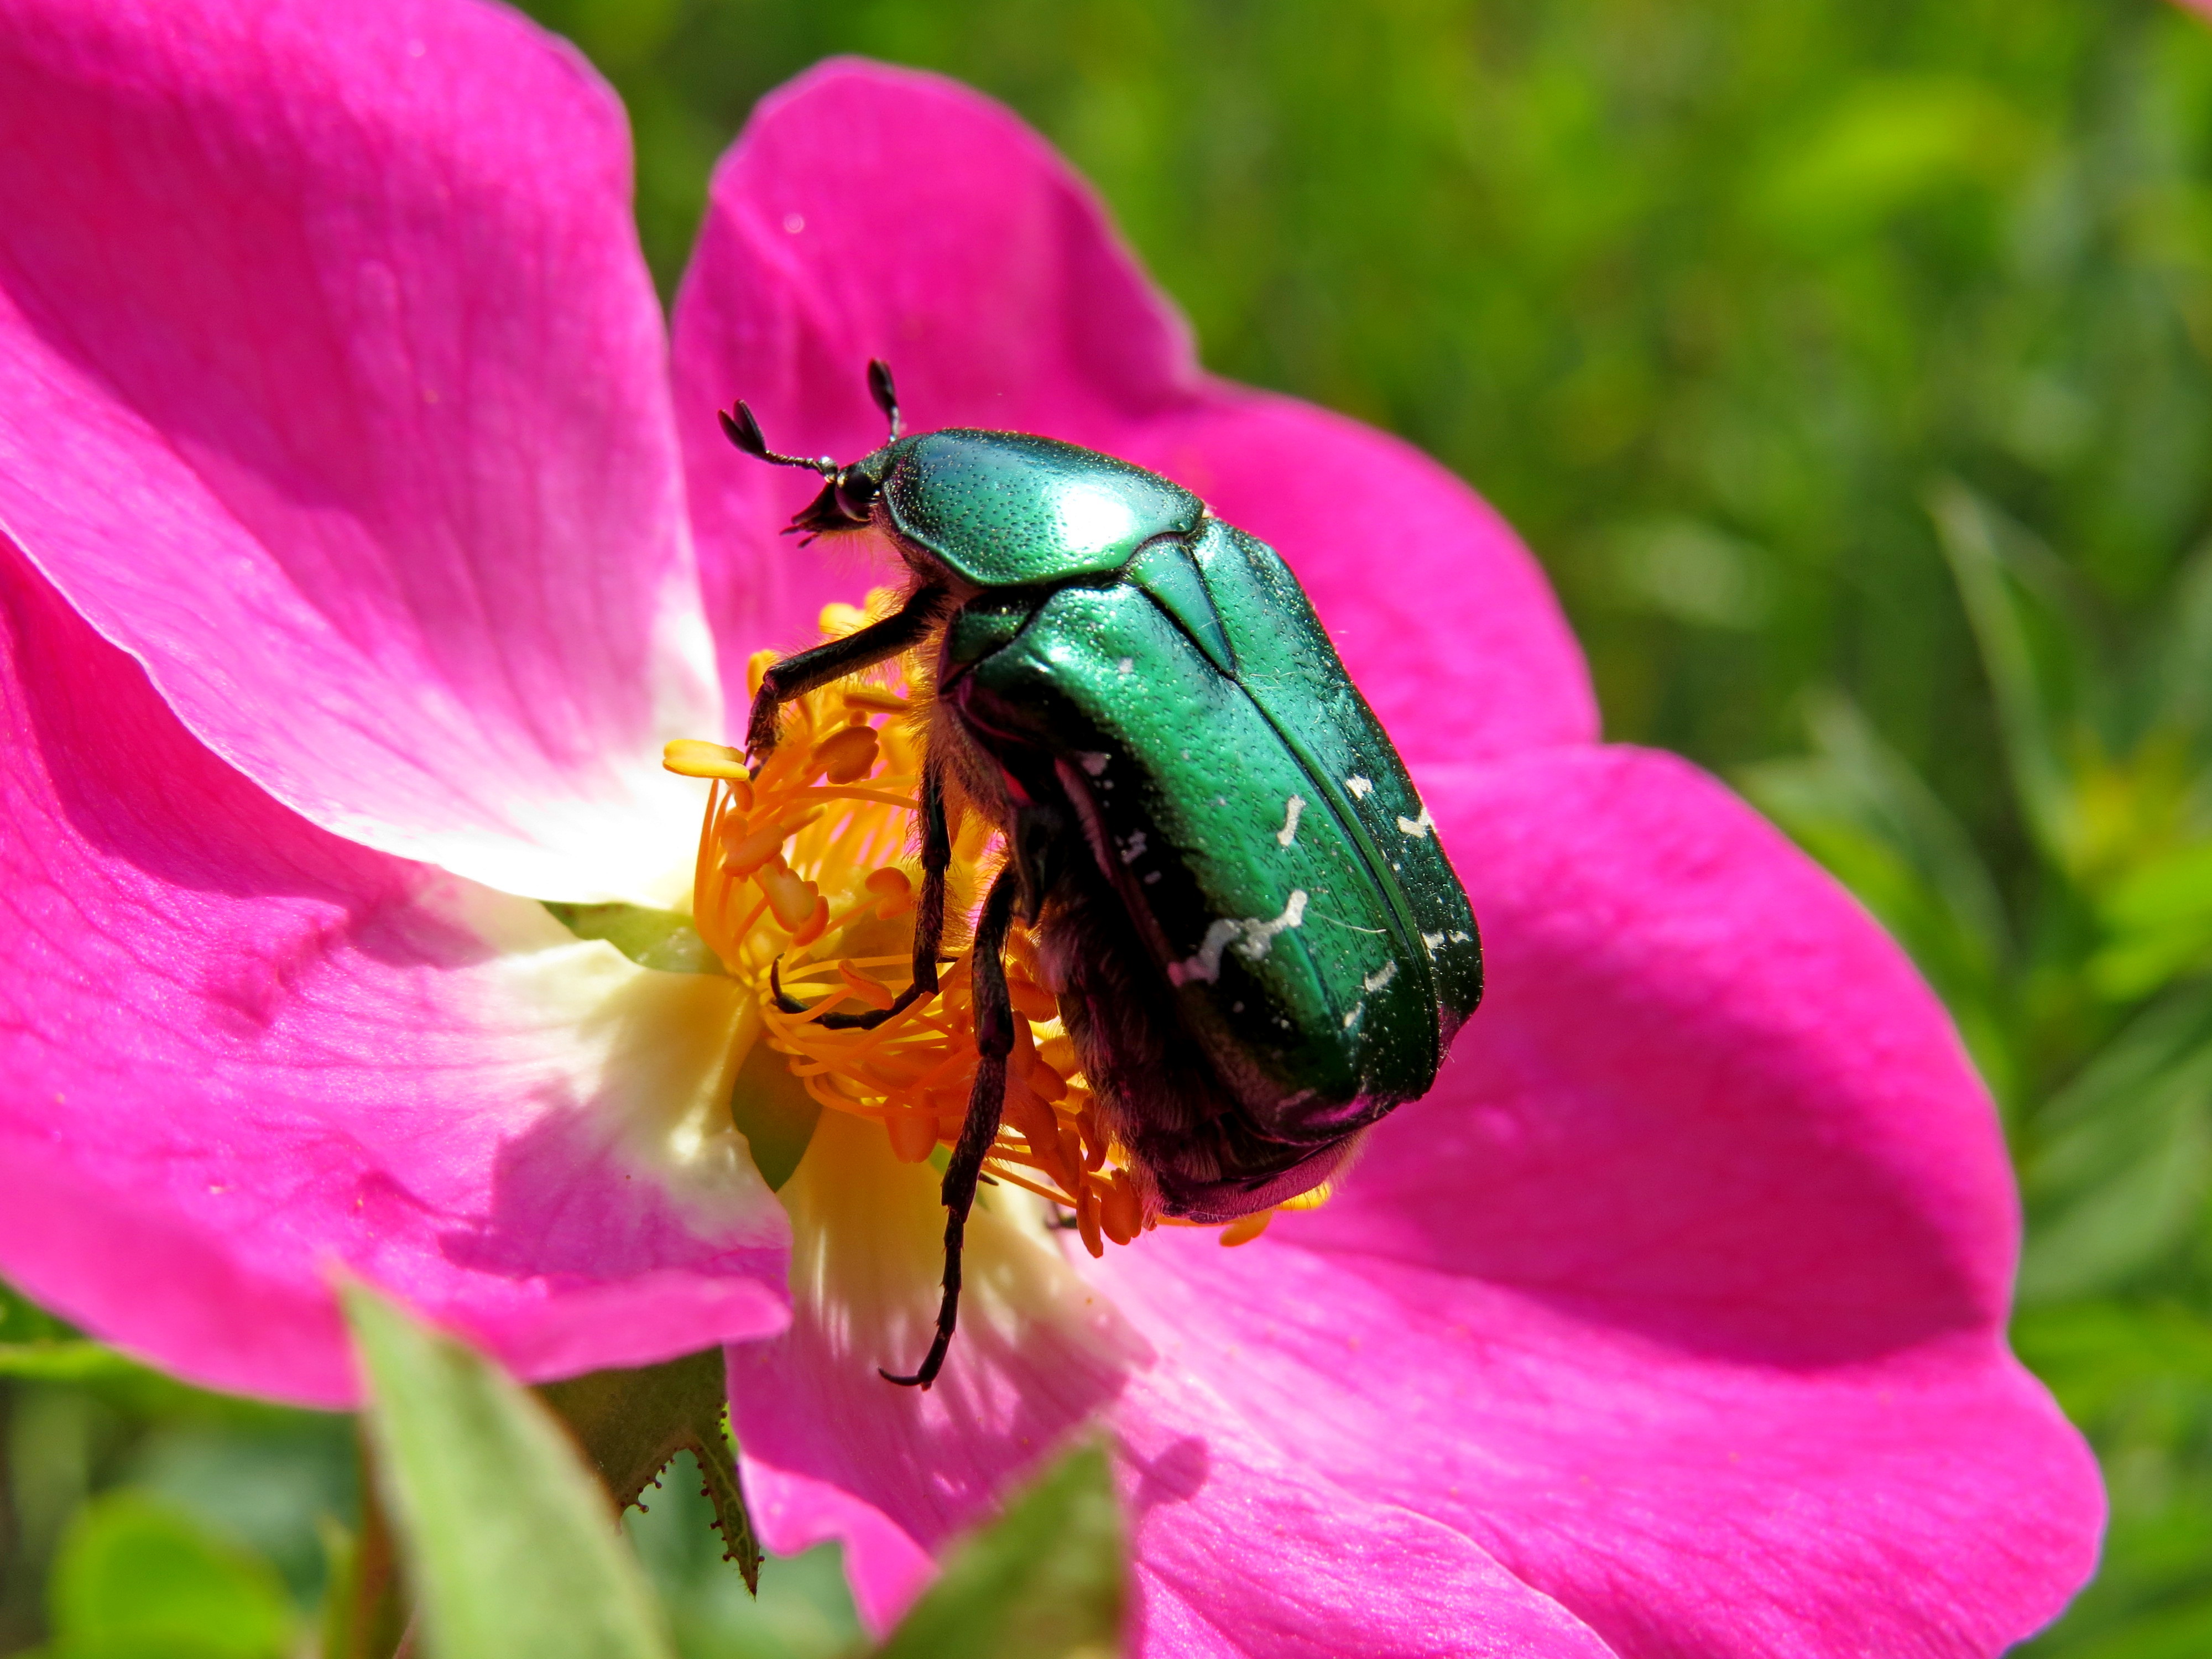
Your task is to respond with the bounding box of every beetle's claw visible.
[743,708,781,761]
[877,1333,951,1390]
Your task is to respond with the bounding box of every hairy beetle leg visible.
[907,767,950,999]
[880,863,1022,1390]
[743,592,942,758]
[760,767,953,1032]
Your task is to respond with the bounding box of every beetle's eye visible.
[833,473,880,520]
[787,478,877,539]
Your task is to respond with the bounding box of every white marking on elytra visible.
[1448,930,1473,943]
[1396,806,1436,839]
[1078,752,1110,777]
[1119,830,1148,865]
[1118,658,1135,673]
[1276,795,1306,847]
[1168,890,1310,986]
[1346,775,1374,799]
[1421,930,1447,956]
[1343,1001,1365,1030]
[1361,961,1398,993]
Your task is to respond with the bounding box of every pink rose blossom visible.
[0,2,2101,1653]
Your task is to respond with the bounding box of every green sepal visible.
[873,1442,1125,1659]
[535,1347,763,1593]
[543,901,726,975]
[728,1036,823,1192]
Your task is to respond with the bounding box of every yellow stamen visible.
[661,590,1334,1251]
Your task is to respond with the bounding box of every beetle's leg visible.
[906,764,951,1000]
[1008,799,1073,924]
[745,590,942,758]
[880,862,1021,1390]
[766,769,953,1030]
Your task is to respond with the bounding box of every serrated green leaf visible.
[45,1491,293,1659]
[536,1348,761,1591]
[341,1282,676,1659]
[874,1443,1124,1659]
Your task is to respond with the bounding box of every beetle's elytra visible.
[723,362,1482,1389]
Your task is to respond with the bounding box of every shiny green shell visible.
[867,429,1481,1121]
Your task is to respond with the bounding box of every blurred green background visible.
[9,0,2212,1650]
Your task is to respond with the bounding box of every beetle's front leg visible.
[745,589,943,758]
[879,861,1021,1390]
[905,765,951,1001]
[768,767,951,1031]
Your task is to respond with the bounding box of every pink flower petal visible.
[1322,745,2025,1347]
[0,0,718,904]
[670,59,1594,762]
[742,1385,1617,1657]
[0,542,785,1405]
[725,1110,1610,1653]
[726,745,2098,1653]
[1110,1376,1614,1658]
[725,1110,1142,1599]
[736,1458,936,1636]
[1089,747,2099,1655]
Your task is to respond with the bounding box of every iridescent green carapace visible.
[723,362,1481,1389]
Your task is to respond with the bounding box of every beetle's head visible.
[719,359,904,541]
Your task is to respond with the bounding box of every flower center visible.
[663,594,1327,1253]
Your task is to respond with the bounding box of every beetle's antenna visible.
[866,358,902,442]
[718,401,837,477]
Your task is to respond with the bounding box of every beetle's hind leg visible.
[880,861,1021,1390]
[744,589,943,758]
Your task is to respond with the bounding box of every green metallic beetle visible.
[723,362,1481,1389]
